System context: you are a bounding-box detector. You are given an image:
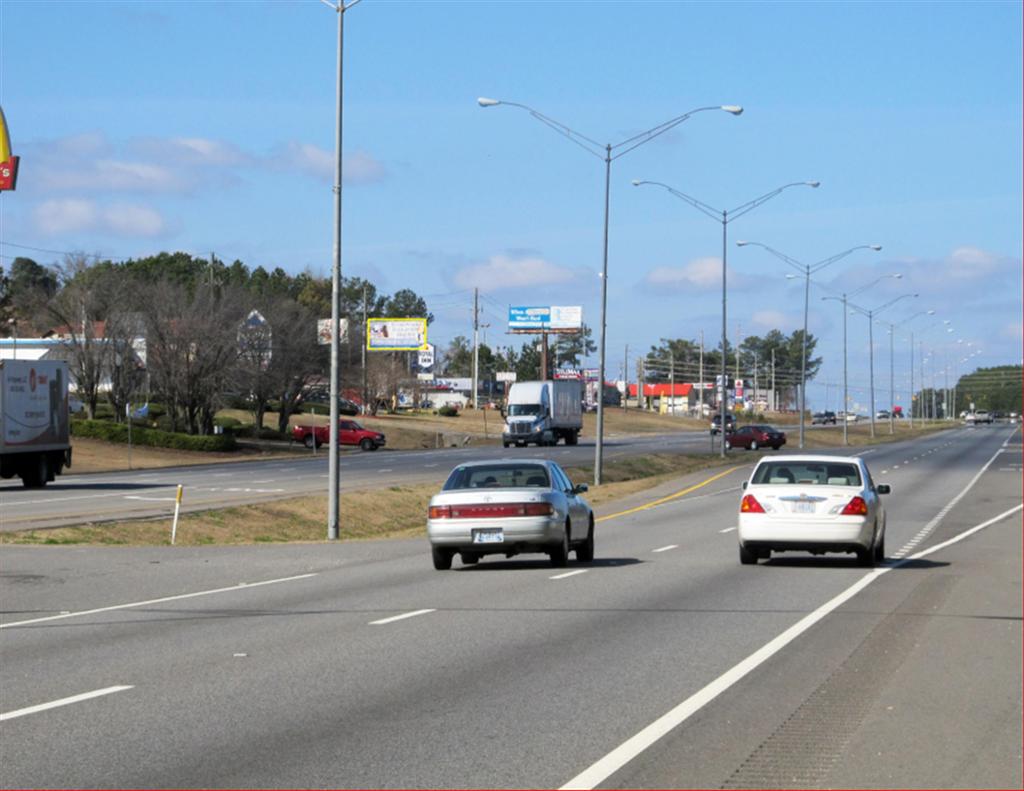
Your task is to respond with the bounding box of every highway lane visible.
[0,429,716,530]
[0,425,1018,788]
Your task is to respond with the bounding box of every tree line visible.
[1,253,430,434]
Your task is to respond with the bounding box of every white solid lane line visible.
[1,574,318,629]
[369,609,436,626]
[550,570,589,580]
[652,545,678,553]
[560,440,1019,791]
[1,686,134,722]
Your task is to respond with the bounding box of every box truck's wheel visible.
[22,455,48,488]
[566,431,578,446]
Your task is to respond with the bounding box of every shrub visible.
[437,405,460,418]
[71,420,237,452]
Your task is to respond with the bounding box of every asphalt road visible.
[1,424,1020,789]
[0,429,720,530]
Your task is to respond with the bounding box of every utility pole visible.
[472,287,479,409]
[669,348,675,416]
[623,343,629,412]
[771,348,776,413]
[698,330,704,417]
[361,284,368,414]
[753,350,759,409]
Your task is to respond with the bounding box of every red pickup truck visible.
[292,419,386,451]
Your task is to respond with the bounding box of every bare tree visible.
[42,255,112,419]
[142,280,244,434]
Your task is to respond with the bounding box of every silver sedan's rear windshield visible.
[443,464,551,490]
[753,461,862,487]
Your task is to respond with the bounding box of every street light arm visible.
[735,240,805,275]
[727,181,819,221]
[848,272,902,299]
[632,179,722,222]
[871,292,919,316]
[809,244,882,275]
[478,98,606,159]
[611,105,741,161]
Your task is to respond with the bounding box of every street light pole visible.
[821,294,849,444]
[736,241,882,448]
[322,0,360,541]
[887,309,935,433]
[479,98,742,484]
[849,292,919,438]
[631,180,819,458]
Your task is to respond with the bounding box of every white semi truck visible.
[0,359,72,487]
[502,380,583,447]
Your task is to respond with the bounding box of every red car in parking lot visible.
[725,424,787,451]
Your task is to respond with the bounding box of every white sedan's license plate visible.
[793,501,816,513]
[473,528,504,544]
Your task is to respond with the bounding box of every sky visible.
[1,0,1021,412]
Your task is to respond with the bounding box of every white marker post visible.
[170,485,183,545]
[126,403,133,470]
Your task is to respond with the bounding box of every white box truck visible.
[1,360,72,487]
[502,380,582,447]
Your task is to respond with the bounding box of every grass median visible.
[3,419,953,547]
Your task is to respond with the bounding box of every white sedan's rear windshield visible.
[753,461,862,487]
[444,464,550,490]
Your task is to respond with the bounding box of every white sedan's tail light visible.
[740,494,765,514]
[839,496,868,516]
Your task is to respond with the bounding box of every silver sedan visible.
[427,460,594,570]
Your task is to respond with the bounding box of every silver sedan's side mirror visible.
[573,483,589,494]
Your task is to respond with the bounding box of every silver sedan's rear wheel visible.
[549,526,570,567]
[431,546,454,570]
[576,520,595,563]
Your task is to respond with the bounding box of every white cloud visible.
[32,199,167,238]
[642,256,753,292]
[33,199,100,234]
[751,310,796,332]
[102,204,167,237]
[454,254,576,293]
[276,142,387,184]
[22,132,387,197]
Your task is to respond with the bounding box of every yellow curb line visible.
[596,465,745,523]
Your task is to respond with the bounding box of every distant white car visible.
[737,455,889,566]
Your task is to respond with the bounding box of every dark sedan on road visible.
[726,424,787,451]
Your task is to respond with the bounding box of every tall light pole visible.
[322,0,361,541]
[822,273,904,444]
[478,98,742,484]
[884,310,934,433]
[736,241,882,448]
[630,180,819,458]
[849,292,919,438]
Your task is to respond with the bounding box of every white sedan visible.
[737,455,889,566]
[427,460,594,570]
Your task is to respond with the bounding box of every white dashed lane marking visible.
[652,545,678,553]
[550,570,588,580]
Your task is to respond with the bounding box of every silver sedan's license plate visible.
[793,501,816,513]
[473,528,504,544]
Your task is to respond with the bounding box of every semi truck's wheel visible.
[566,431,578,446]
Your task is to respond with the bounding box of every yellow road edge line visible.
[596,465,744,523]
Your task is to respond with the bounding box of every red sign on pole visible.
[0,106,19,191]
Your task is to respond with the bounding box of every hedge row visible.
[71,420,237,452]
